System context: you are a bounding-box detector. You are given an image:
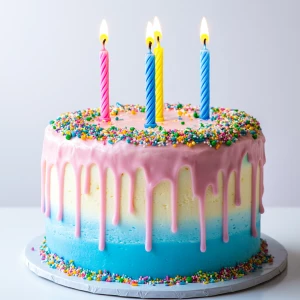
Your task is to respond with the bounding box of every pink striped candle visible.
[99,20,111,122]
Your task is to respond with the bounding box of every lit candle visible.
[153,16,164,122]
[144,22,157,128]
[200,17,210,120]
[99,20,111,122]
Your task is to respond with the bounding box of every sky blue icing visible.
[46,207,261,278]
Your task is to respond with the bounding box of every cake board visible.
[24,234,287,298]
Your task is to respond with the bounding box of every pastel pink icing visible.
[41,122,265,253]
[98,107,204,130]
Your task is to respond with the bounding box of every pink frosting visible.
[41,125,265,253]
[97,107,203,130]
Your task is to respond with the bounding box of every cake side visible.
[44,152,262,277]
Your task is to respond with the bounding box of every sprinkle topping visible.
[49,104,262,148]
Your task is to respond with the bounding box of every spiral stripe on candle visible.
[200,50,210,120]
[100,50,110,121]
[155,47,164,121]
[145,54,156,126]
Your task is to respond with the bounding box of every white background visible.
[0,0,299,207]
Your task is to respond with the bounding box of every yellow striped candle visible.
[153,16,164,122]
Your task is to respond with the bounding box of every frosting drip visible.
[41,127,265,253]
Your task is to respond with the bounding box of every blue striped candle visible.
[200,45,210,120]
[144,49,157,128]
[200,17,210,120]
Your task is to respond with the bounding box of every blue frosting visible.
[46,207,261,278]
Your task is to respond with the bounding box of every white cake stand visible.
[24,234,287,298]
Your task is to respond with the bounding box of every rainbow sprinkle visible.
[48,104,262,149]
[39,238,273,285]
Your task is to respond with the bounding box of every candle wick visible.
[102,39,106,49]
[157,36,160,43]
[204,38,207,47]
[148,41,152,51]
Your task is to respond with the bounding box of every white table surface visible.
[0,207,299,300]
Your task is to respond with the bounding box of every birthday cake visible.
[40,104,272,284]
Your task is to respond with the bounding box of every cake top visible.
[48,104,262,149]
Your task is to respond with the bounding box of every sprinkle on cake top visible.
[49,104,262,149]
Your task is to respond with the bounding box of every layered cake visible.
[41,104,271,282]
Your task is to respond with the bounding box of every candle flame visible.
[146,21,154,46]
[200,17,209,44]
[153,16,162,40]
[99,19,109,43]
